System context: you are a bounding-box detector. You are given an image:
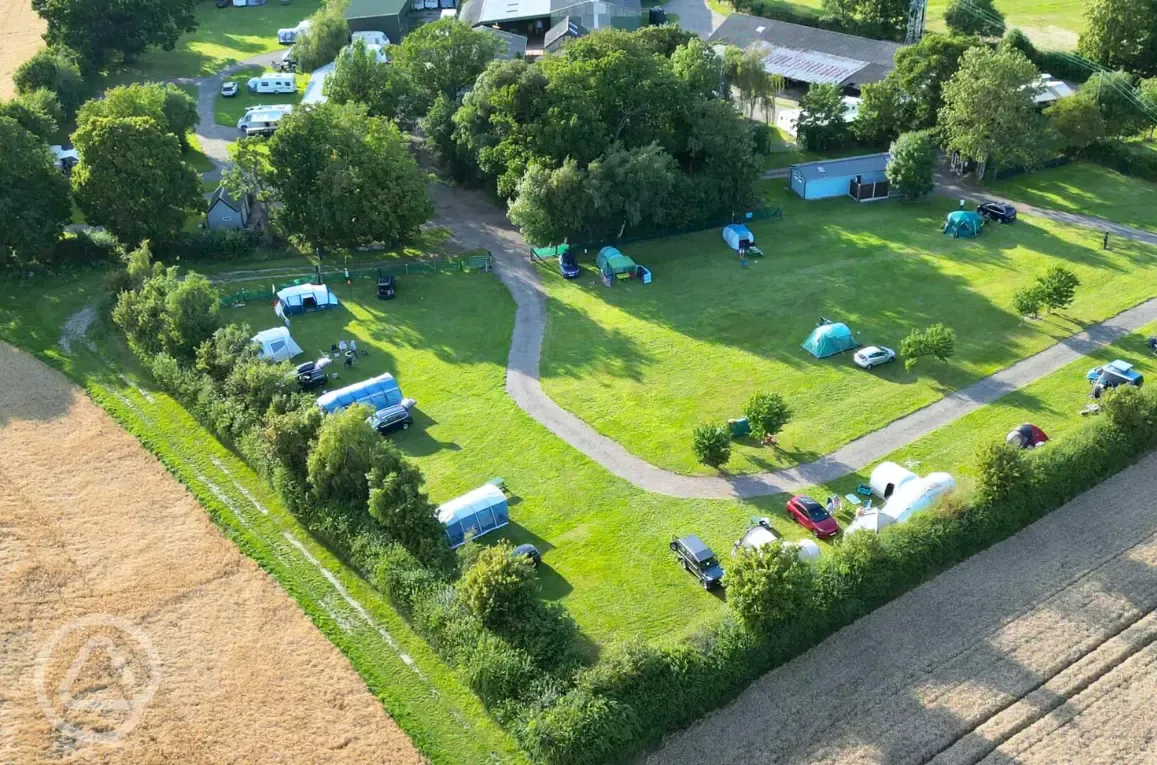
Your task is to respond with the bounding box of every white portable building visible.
[880,472,956,524]
[252,327,304,361]
[869,461,918,500]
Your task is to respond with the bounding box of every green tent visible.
[943,210,983,238]
[802,322,858,359]
[596,246,637,276]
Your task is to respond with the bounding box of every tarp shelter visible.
[944,210,983,238]
[1007,423,1048,449]
[596,246,637,276]
[316,372,403,414]
[801,321,858,358]
[275,283,340,317]
[869,461,918,499]
[843,511,894,536]
[252,327,303,362]
[438,484,510,549]
[723,224,756,251]
[880,472,955,524]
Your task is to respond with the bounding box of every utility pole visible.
[905,0,927,45]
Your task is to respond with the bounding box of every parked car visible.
[670,535,724,589]
[220,81,239,98]
[1087,359,1144,398]
[369,404,414,434]
[978,202,1017,223]
[377,272,396,300]
[786,495,840,538]
[559,251,580,278]
[294,359,330,388]
[513,543,541,566]
[853,345,895,369]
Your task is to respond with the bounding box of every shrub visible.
[459,540,538,631]
[522,690,642,765]
[973,441,1030,511]
[165,228,258,262]
[50,230,121,269]
[692,423,732,468]
[900,323,956,371]
[743,391,791,441]
[1102,384,1155,442]
[367,444,453,571]
[726,544,813,635]
[463,633,540,707]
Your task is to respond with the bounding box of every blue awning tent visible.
[438,484,510,549]
[275,283,340,317]
[316,372,403,414]
[722,224,755,251]
[802,321,858,358]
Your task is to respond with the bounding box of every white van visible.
[351,30,390,46]
[247,73,296,94]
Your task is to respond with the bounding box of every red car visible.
[786,495,840,538]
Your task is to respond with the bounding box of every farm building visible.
[479,26,529,59]
[708,13,903,91]
[207,186,250,231]
[459,0,641,45]
[344,0,411,45]
[789,153,891,201]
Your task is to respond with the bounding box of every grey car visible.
[670,535,724,589]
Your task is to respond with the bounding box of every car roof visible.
[677,534,714,559]
[793,495,823,510]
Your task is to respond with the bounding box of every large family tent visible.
[880,472,955,524]
[316,372,403,414]
[722,224,756,251]
[596,246,637,276]
[275,283,340,318]
[438,484,510,549]
[943,210,983,238]
[801,321,858,359]
[869,461,918,499]
[251,327,303,361]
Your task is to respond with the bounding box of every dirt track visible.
[0,0,43,99]
[0,341,420,764]
[645,450,1157,765]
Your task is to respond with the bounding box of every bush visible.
[974,441,1030,510]
[1102,384,1155,442]
[463,633,540,707]
[522,690,642,765]
[459,540,538,631]
[164,228,258,262]
[50,230,121,270]
[692,423,732,468]
[743,392,791,441]
[726,545,813,635]
[1086,141,1157,184]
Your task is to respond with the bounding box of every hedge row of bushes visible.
[520,386,1157,764]
[1086,141,1157,185]
[728,0,903,42]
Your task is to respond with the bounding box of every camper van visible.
[277,19,311,44]
[247,73,296,95]
[237,105,293,135]
[351,30,390,46]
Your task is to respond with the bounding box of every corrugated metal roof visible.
[791,152,890,181]
[461,0,637,25]
[760,47,867,86]
[478,26,529,59]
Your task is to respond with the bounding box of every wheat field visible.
[0,0,43,99]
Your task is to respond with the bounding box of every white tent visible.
[785,539,821,562]
[734,519,781,553]
[869,461,918,500]
[252,327,303,361]
[843,511,895,537]
[880,472,956,524]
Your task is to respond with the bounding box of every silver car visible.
[853,345,895,369]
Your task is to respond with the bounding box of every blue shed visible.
[789,153,891,201]
[437,484,510,549]
[316,372,403,414]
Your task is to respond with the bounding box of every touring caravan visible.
[351,30,390,46]
[237,105,293,135]
[277,19,311,44]
[247,73,296,95]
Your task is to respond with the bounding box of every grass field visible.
[215,66,309,127]
[993,161,1157,233]
[539,185,1157,476]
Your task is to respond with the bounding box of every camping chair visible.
[338,340,348,353]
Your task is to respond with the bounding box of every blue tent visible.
[802,322,858,358]
[722,224,755,251]
[943,210,983,238]
[438,484,510,549]
[316,372,403,414]
[275,283,340,317]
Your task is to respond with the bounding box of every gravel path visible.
[432,182,1157,499]
[643,449,1157,765]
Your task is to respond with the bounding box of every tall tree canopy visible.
[1079,71,1151,138]
[13,47,86,119]
[32,0,197,73]
[795,83,849,150]
[944,0,1005,38]
[393,18,502,115]
[939,46,1047,179]
[77,82,199,149]
[0,89,62,140]
[291,3,350,72]
[0,117,71,269]
[1078,0,1157,77]
[71,116,201,244]
[452,29,760,244]
[892,34,980,129]
[324,39,410,119]
[823,0,909,40]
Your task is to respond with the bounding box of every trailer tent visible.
[275,283,340,317]
[438,484,510,549]
[801,322,858,358]
[943,210,983,238]
[596,246,637,276]
[722,224,755,251]
[252,327,303,361]
[316,372,403,414]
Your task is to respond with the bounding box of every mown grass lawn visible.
[539,185,1157,476]
[214,66,309,127]
[992,161,1157,233]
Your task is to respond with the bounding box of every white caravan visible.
[237,105,294,135]
[278,19,312,44]
[247,73,297,94]
[351,30,390,46]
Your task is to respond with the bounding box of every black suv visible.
[670,535,724,590]
[978,202,1017,223]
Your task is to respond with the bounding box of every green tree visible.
[111,255,220,361]
[72,116,201,244]
[393,18,502,114]
[0,89,61,140]
[939,46,1047,179]
[743,392,792,441]
[1037,265,1080,312]
[796,83,849,151]
[1102,384,1154,440]
[367,443,450,566]
[1141,77,1157,138]
[1078,0,1157,77]
[507,159,591,245]
[163,272,221,361]
[195,323,258,382]
[77,82,199,150]
[32,0,198,73]
[900,323,957,371]
[586,143,678,239]
[671,38,723,100]
[1044,96,1106,153]
[458,540,538,631]
[1012,284,1046,319]
[853,76,912,144]
[14,47,85,119]
[262,103,432,252]
[0,117,71,269]
[823,0,909,39]
[727,545,813,634]
[325,39,411,120]
[293,3,350,72]
[1081,71,1149,139]
[894,34,979,129]
[306,405,382,520]
[634,24,696,56]
[974,440,1028,508]
[723,44,773,119]
[692,423,732,468]
[886,129,938,198]
[944,0,1005,38]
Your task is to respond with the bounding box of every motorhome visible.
[277,19,311,44]
[237,105,293,135]
[247,73,296,94]
[351,30,390,46]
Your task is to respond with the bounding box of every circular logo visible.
[34,614,162,746]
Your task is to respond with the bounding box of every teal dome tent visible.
[802,321,858,359]
[943,210,983,238]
